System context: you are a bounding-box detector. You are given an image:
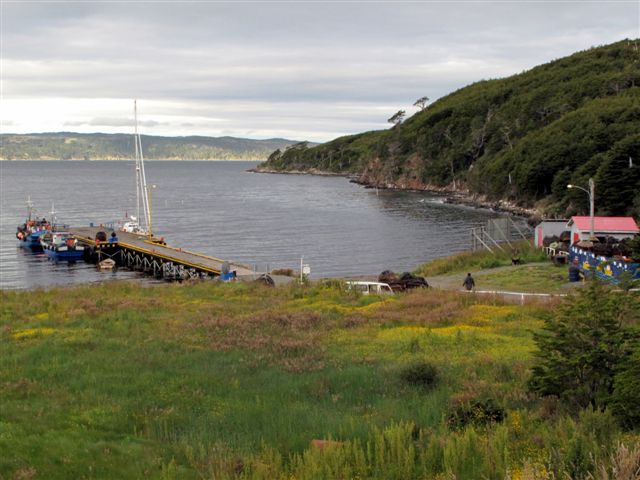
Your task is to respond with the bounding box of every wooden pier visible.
[70,226,256,280]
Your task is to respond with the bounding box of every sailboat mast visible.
[134,101,141,224]
[134,100,151,231]
[138,133,150,231]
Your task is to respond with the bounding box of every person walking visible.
[463,272,475,291]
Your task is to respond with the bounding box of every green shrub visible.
[447,398,505,430]
[400,362,439,390]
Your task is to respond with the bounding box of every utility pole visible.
[567,177,595,239]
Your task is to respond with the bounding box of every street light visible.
[148,184,157,239]
[567,178,595,239]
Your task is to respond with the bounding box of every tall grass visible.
[1,281,638,479]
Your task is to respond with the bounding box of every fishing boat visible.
[15,197,50,250]
[40,232,85,261]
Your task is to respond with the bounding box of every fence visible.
[568,246,640,284]
[471,218,532,252]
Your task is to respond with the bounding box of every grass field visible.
[415,241,548,277]
[1,278,638,479]
[475,263,571,293]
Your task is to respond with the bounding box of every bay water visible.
[0,161,505,289]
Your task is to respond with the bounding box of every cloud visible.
[2,1,638,141]
[64,117,166,128]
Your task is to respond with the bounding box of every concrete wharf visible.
[70,226,255,280]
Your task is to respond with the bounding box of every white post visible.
[300,256,303,283]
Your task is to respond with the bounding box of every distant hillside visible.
[260,39,640,217]
[0,133,301,161]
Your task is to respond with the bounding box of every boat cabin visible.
[41,232,78,247]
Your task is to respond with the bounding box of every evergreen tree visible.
[528,282,639,411]
[611,344,640,429]
[594,133,640,216]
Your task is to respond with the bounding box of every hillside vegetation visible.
[261,39,640,217]
[2,279,639,479]
[0,133,299,161]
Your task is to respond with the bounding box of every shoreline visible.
[248,166,348,177]
[252,166,538,219]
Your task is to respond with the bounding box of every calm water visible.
[0,161,505,289]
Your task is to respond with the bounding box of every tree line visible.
[262,39,640,217]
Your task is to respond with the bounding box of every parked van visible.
[345,281,394,295]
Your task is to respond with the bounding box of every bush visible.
[447,398,505,430]
[399,362,439,390]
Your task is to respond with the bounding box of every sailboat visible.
[121,100,152,235]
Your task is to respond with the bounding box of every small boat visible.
[16,197,50,251]
[40,232,85,261]
[97,258,116,271]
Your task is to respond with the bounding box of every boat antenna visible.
[50,202,57,228]
[26,196,34,221]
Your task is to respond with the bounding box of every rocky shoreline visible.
[248,166,347,177]
[252,165,540,220]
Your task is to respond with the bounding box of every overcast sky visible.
[1,1,638,142]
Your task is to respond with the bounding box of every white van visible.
[345,281,394,295]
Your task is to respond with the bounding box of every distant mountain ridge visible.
[0,132,302,160]
[259,39,640,217]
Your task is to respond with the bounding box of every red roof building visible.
[567,216,639,243]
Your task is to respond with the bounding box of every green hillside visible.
[0,133,300,161]
[260,39,640,217]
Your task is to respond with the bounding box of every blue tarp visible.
[568,246,640,284]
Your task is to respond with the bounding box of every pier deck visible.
[70,226,255,278]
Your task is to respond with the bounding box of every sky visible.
[1,1,639,143]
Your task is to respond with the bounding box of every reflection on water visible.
[1,161,506,289]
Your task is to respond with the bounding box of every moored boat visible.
[97,258,116,271]
[16,198,50,250]
[40,232,85,261]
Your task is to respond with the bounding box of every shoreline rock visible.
[248,166,347,177]
[349,174,539,219]
[252,166,540,219]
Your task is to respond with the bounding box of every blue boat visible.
[16,198,50,251]
[40,232,85,261]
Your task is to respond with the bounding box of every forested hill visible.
[0,133,300,161]
[260,39,640,217]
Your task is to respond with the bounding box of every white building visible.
[567,216,639,244]
[534,219,569,247]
